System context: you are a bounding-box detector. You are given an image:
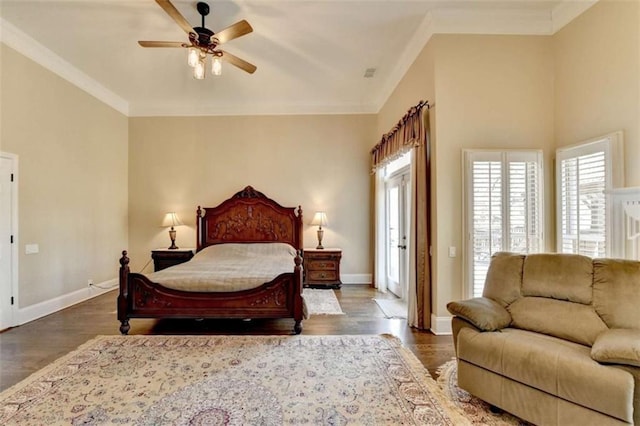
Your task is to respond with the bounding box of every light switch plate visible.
[25,243,39,254]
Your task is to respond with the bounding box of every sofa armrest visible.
[591,328,640,367]
[446,297,512,331]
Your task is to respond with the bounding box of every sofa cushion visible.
[593,258,640,329]
[508,296,608,346]
[482,252,524,307]
[522,253,593,304]
[592,329,640,367]
[457,327,635,423]
[447,297,512,331]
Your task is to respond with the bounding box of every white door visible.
[386,170,410,299]
[0,154,16,330]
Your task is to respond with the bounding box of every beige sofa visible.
[447,252,640,425]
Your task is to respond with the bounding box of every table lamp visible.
[310,211,328,249]
[161,212,184,249]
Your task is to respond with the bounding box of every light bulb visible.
[212,56,222,76]
[187,48,199,67]
[194,57,205,80]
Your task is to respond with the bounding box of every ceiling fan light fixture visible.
[194,57,206,80]
[187,47,199,67]
[139,1,256,78]
[212,56,222,76]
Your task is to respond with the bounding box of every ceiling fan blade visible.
[214,20,253,44]
[221,50,257,74]
[138,41,186,48]
[155,0,195,35]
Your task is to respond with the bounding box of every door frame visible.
[0,152,19,329]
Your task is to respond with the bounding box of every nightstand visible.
[303,248,342,289]
[151,248,195,272]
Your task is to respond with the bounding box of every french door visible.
[386,169,410,299]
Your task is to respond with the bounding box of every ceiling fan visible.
[139,0,256,79]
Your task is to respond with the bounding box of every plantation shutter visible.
[465,151,544,298]
[556,132,624,257]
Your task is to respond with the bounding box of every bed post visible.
[296,205,303,249]
[293,250,304,334]
[197,206,202,252]
[118,250,131,335]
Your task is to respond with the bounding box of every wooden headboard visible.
[197,186,303,251]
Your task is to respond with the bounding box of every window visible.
[464,150,544,298]
[556,131,623,257]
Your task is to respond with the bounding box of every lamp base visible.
[168,228,179,250]
[316,228,324,250]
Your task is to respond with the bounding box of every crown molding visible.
[552,0,599,33]
[370,0,599,113]
[0,18,129,116]
[129,101,378,117]
[428,8,553,35]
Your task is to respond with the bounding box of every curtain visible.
[371,101,432,329]
[408,108,431,328]
[371,100,429,171]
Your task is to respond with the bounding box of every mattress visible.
[147,242,297,292]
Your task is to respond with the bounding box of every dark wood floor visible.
[0,285,455,392]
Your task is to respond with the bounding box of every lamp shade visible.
[310,211,328,227]
[161,212,184,228]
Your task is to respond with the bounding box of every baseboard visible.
[430,313,453,335]
[18,279,118,326]
[341,274,372,284]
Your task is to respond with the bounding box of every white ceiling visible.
[0,0,596,117]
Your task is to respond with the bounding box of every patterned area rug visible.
[0,335,472,425]
[437,360,529,425]
[302,288,344,316]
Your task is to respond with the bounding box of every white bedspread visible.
[147,243,297,292]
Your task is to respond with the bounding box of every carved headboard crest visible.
[197,186,303,251]
[232,186,266,199]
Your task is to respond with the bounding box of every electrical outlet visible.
[88,279,94,287]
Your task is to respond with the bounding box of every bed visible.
[117,186,304,334]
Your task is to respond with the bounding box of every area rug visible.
[302,288,344,316]
[374,297,408,318]
[0,335,472,425]
[437,359,529,425]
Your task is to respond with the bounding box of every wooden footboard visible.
[118,250,304,334]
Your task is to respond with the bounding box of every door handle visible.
[397,245,407,250]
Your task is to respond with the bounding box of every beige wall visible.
[554,0,640,187]
[432,35,556,316]
[378,34,556,320]
[128,115,376,277]
[432,35,556,315]
[0,45,129,307]
[377,41,436,136]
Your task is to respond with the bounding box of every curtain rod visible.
[372,100,430,152]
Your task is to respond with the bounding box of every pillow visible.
[194,243,297,260]
[591,329,640,367]
[447,297,512,331]
[509,297,608,346]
